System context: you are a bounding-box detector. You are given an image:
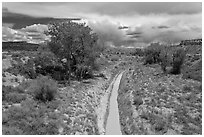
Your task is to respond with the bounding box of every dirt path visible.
[105,72,124,135]
[96,71,124,135]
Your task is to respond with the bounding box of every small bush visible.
[2,126,24,135]
[2,86,25,102]
[2,86,13,100]
[171,48,186,74]
[183,85,192,92]
[29,76,58,102]
[153,118,167,133]
[2,99,59,135]
[159,50,169,73]
[75,64,93,80]
[132,48,145,56]
[34,51,59,69]
[34,51,65,80]
[5,92,27,103]
[7,59,37,79]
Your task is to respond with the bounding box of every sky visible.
[2,2,202,46]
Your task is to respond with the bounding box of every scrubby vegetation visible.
[4,21,105,83]
[143,40,201,82]
[143,43,163,65]
[29,76,58,102]
[2,86,26,103]
[47,21,100,84]
[171,48,186,74]
[2,99,60,135]
[118,63,202,135]
[2,20,107,135]
[2,17,202,136]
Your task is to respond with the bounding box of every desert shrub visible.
[2,54,7,59]
[2,86,13,101]
[7,59,37,79]
[132,48,145,56]
[34,51,59,69]
[47,21,100,83]
[95,57,110,70]
[132,96,143,107]
[159,49,169,73]
[171,48,186,74]
[51,70,66,81]
[37,43,51,52]
[2,126,24,135]
[29,76,58,102]
[143,43,163,65]
[2,86,25,102]
[36,64,67,81]
[33,51,67,80]
[2,99,59,135]
[183,85,192,92]
[5,92,27,103]
[153,118,167,133]
[75,64,93,80]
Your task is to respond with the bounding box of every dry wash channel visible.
[105,72,124,135]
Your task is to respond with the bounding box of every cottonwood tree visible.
[47,21,98,84]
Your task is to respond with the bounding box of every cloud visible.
[21,24,48,33]
[2,24,49,44]
[122,13,202,44]
[157,25,170,29]
[2,3,202,46]
[2,26,27,42]
[129,35,142,39]
[118,26,129,30]
[126,32,142,35]
[68,11,202,46]
[87,19,130,46]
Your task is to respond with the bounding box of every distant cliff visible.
[180,39,202,46]
[2,41,40,51]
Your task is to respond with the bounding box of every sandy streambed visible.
[95,71,124,135]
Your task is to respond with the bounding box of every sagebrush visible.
[28,76,58,102]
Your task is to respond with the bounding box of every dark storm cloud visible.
[2,7,81,29]
[3,2,202,18]
[90,2,202,16]
[118,26,129,30]
[126,32,142,35]
[157,25,170,29]
[129,35,142,39]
